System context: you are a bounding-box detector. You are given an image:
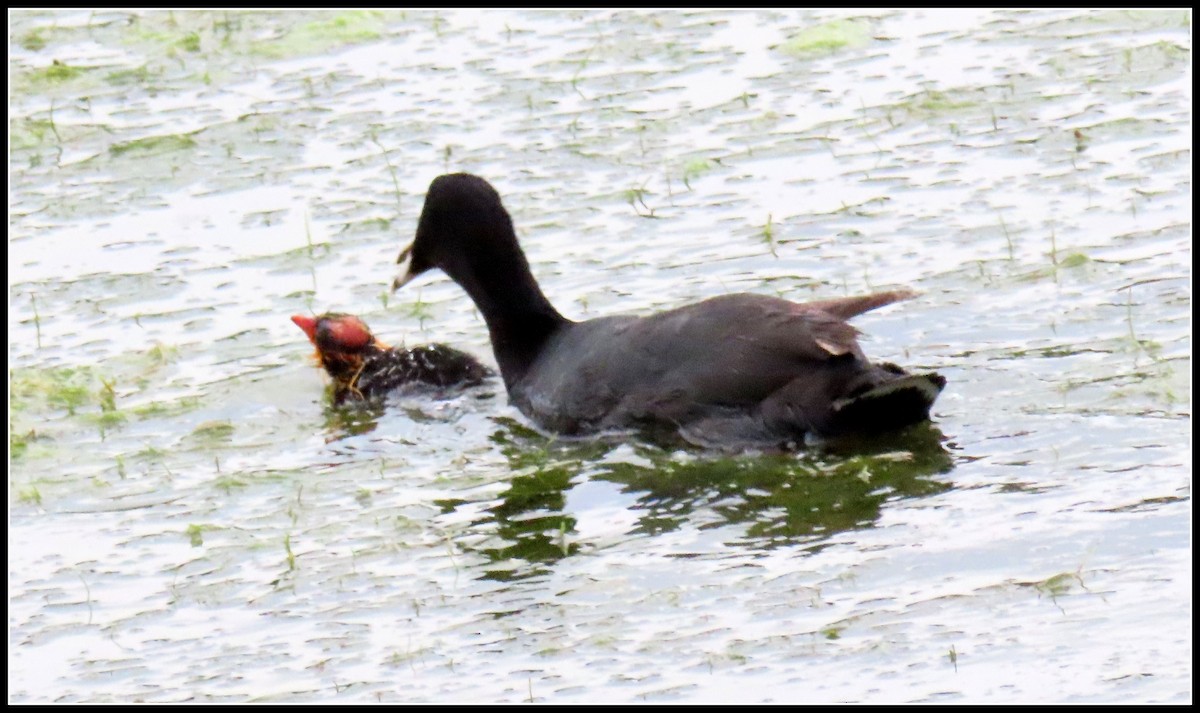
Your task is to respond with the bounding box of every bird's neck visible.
[448,246,568,390]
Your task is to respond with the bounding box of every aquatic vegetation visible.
[17,487,43,505]
[18,27,48,51]
[212,474,248,494]
[252,11,389,59]
[105,63,159,86]
[681,157,717,190]
[283,533,297,572]
[400,292,434,332]
[11,365,99,416]
[29,59,89,84]
[186,523,209,546]
[760,214,777,257]
[190,420,235,442]
[777,18,871,57]
[109,132,199,157]
[10,117,60,151]
[130,395,201,419]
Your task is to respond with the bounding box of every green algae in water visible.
[213,475,248,494]
[252,11,387,59]
[186,523,209,546]
[284,533,296,572]
[9,428,49,461]
[109,132,198,157]
[191,420,235,441]
[17,343,188,420]
[17,487,43,506]
[8,361,183,459]
[131,396,202,419]
[11,366,99,415]
[106,64,159,86]
[778,19,871,57]
[10,118,59,150]
[1058,9,1190,32]
[761,214,777,257]
[89,410,128,429]
[31,59,89,83]
[19,28,48,51]
[681,157,717,189]
[178,30,201,53]
[1058,252,1091,269]
[1082,117,1168,141]
[911,89,976,113]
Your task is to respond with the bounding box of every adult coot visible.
[392,174,944,448]
[292,312,491,405]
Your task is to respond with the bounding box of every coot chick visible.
[292,312,491,405]
[392,174,944,448]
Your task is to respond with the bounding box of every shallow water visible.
[9,9,1191,703]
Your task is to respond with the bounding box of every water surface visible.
[9,9,1191,703]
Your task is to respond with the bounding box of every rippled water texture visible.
[9,9,1191,703]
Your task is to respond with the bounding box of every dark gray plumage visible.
[393,174,944,448]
